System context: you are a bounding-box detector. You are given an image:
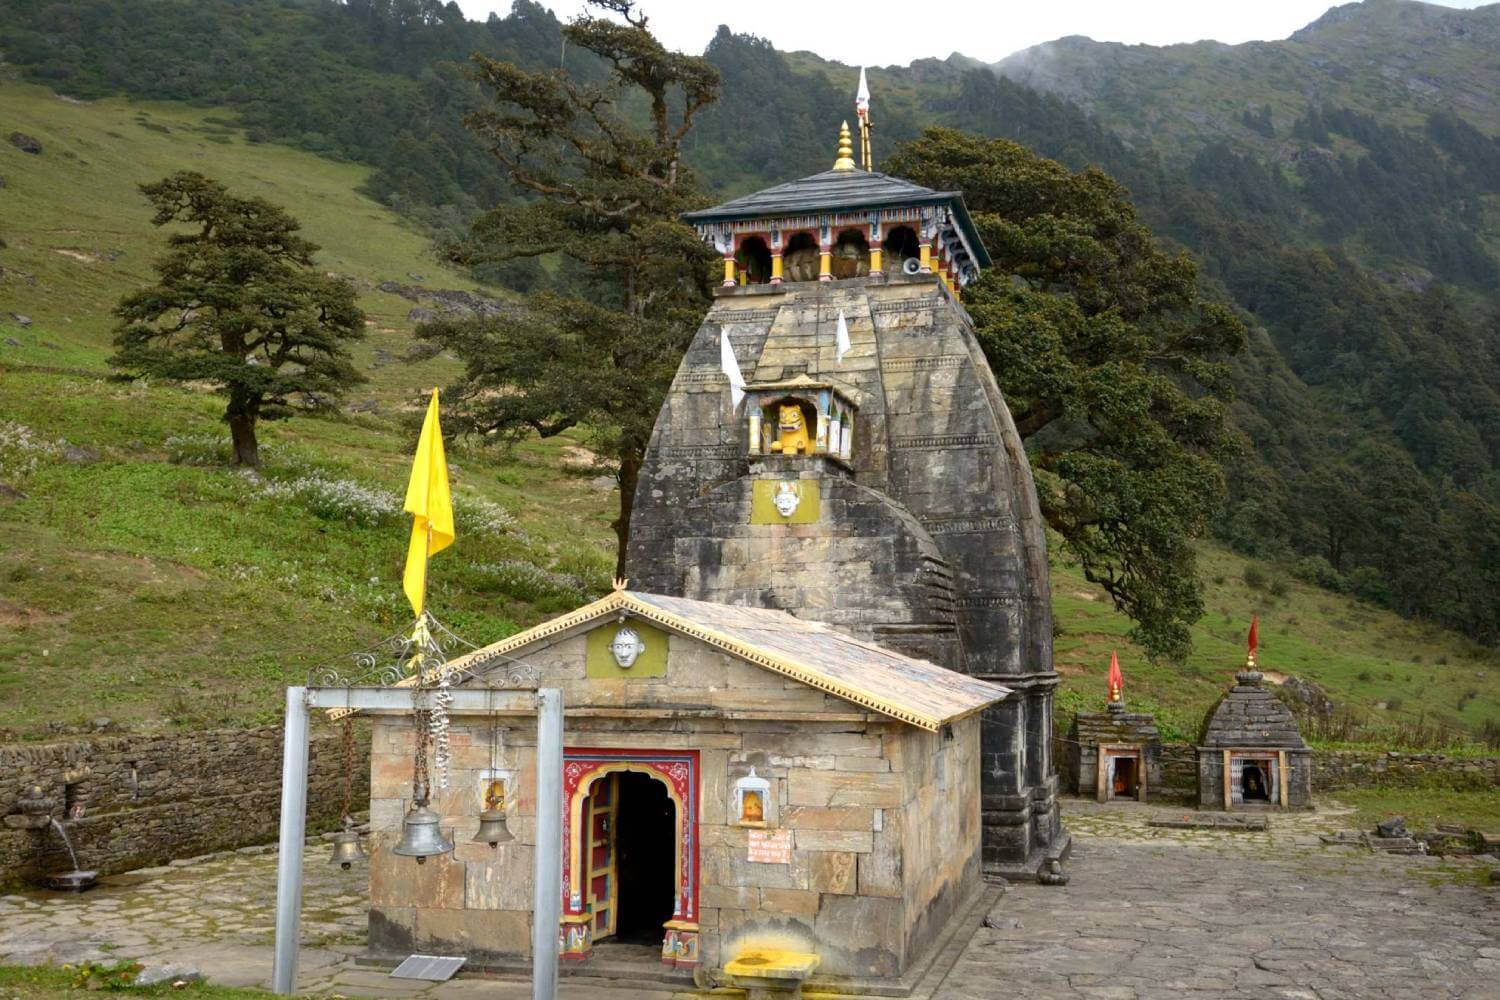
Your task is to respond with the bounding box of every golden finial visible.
[612,576,629,592]
[832,121,856,171]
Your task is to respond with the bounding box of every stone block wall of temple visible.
[367,712,982,980]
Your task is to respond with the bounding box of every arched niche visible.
[832,228,870,279]
[883,225,921,274]
[735,236,772,285]
[783,231,819,283]
[743,377,859,463]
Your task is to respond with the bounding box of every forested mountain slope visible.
[2,0,1498,648]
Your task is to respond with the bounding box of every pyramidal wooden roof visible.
[682,169,992,270]
[449,589,1010,731]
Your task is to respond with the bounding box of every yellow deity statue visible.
[769,403,812,455]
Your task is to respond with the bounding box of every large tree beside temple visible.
[887,129,1247,659]
[419,0,718,573]
[111,171,366,467]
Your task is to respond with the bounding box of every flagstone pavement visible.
[1,799,1495,999]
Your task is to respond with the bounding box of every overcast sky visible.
[455,0,1493,66]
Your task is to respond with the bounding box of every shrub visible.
[454,495,519,539]
[1268,577,1290,598]
[1242,563,1269,590]
[259,473,401,526]
[0,420,63,480]
[1292,555,1345,590]
[1348,566,1391,604]
[165,433,231,466]
[473,560,587,604]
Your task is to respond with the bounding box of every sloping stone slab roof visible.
[1200,676,1308,749]
[682,169,992,269]
[449,588,1009,731]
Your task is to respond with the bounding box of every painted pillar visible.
[770,253,783,284]
[722,255,736,287]
[918,243,932,274]
[818,246,832,281]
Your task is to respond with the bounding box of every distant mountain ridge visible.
[994,0,1500,156]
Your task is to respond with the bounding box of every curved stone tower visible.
[625,148,1063,871]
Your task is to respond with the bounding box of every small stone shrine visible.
[1196,619,1312,810]
[366,588,1009,988]
[1065,652,1162,802]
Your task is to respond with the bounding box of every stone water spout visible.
[3,785,97,890]
[45,817,98,891]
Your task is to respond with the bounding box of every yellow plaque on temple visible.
[750,480,820,525]
[585,620,669,678]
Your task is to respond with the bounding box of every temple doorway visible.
[1111,756,1138,799]
[613,771,678,944]
[1241,761,1271,802]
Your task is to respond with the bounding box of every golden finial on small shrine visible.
[612,576,630,592]
[832,121,856,172]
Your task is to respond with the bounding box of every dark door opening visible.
[613,770,677,945]
[1241,761,1270,801]
[1111,756,1137,799]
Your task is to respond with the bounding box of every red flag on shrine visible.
[1107,649,1123,703]
[1247,615,1259,668]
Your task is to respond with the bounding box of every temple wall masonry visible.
[0,724,369,886]
[366,709,984,980]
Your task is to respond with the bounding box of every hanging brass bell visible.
[391,803,454,864]
[329,820,368,870]
[471,808,514,847]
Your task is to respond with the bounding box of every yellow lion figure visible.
[769,403,812,455]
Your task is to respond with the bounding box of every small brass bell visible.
[471,808,514,847]
[391,802,454,864]
[329,818,368,870]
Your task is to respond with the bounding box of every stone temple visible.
[626,124,1063,873]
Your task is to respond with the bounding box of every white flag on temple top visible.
[835,309,852,364]
[721,331,746,409]
[856,67,870,119]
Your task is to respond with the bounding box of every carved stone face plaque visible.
[608,625,646,668]
[773,481,801,518]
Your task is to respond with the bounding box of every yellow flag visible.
[402,389,455,618]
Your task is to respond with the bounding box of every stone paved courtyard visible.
[1,799,1495,998]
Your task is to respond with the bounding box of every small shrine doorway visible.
[562,748,701,966]
[1096,745,1145,802]
[613,771,677,943]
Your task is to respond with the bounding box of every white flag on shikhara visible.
[835,309,852,364]
[721,331,746,409]
[856,67,870,120]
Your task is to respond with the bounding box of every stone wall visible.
[1312,750,1500,790]
[0,724,369,886]
[1099,743,1500,800]
[1158,743,1199,796]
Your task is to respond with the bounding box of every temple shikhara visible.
[364,107,1064,990]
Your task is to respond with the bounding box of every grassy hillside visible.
[1,83,1496,746]
[0,79,475,398]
